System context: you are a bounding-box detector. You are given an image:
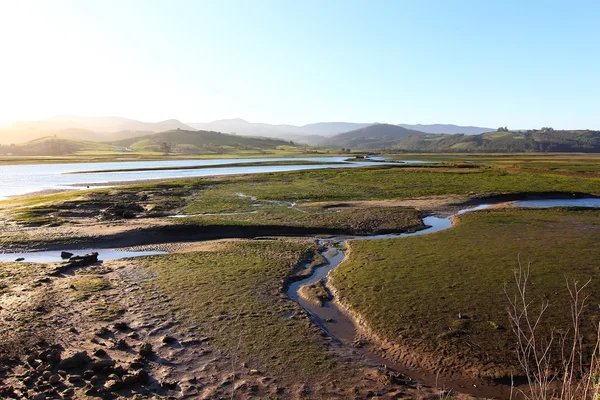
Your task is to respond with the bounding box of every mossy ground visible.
[140,239,338,383]
[331,207,600,376]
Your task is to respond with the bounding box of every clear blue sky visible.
[0,0,598,129]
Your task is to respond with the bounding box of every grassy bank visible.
[140,239,337,383]
[330,208,600,377]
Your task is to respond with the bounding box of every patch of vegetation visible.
[140,239,338,383]
[88,303,126,321]
[70,275,109,300]
[331,208,600,377]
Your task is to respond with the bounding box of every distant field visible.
[331,207,600,377]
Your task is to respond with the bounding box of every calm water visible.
[0,249,166,263]
[514,198,600,208]
[0,157,425,199]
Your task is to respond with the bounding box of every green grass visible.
[70,275,109,300]
[331,208,600,377]
[140,239,337,383]
[6,162,600,231]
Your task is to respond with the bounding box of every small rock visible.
[161,335,177,344]
[60,251,74,259]
[83,370,95,380]
[128,332,139,339]
[122,374,137,386]
[93,348,107,357]
[57,370,67,377]
[114,321,129,331]
[42,371,52,381]
[249,369,260,375]
[95,327,110,337]
[15,258,25,262]
[68,375,82,383]
[90,375,99,385]
[136,369,149,384]
[57,351,91,370]
[161,380,178,390]
[90,359,116,371]
[139,342,153,358]
[61,387,75,398]
[32,394,46,400]
[48,374,59,384]
[129,361,143,370]
[114,339,129,350]
[108,373,121,381]
[105,378,121,391]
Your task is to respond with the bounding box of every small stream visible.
[285,198,600,398]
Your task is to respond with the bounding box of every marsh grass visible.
[331,208,600,377]
[140,239,338,382]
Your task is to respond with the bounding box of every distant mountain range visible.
[187,119,493,144]
[0,116,493,145]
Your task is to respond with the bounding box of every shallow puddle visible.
[0,249,166,263]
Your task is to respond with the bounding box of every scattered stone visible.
[67,252,99,267]
[57,351,91,370]
[128,332,139,339]
[161,380,178,390]
[108,373,120,381]
[68,375,82,383]
[60,251,74,259]
[90,375,99,385]
[139,342,153,358]
[249,369,260,375]
[15,258,25,262]
[42,371,52,381]
[57,370,67,377]
[90,359,116,371]
[93,348,107,357]
[122,374,138,386]
[114,339,129,350]
[83,370,95,380]
[32,394,46,400]
[114,321,129,331]
[135,369,149,384]
[48,375,59,384]
[95,326,110,336]
[161,335,177,344]
[129,361,143,370]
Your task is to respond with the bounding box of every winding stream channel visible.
[286,198,600,399]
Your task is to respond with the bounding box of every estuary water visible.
[0,157,423,199]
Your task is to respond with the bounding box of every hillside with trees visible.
[330,126,600,152]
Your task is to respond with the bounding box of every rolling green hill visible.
[0,137,115,156]
[326,124,425,149]
[0,129,299,157]
[113,129,296,154]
